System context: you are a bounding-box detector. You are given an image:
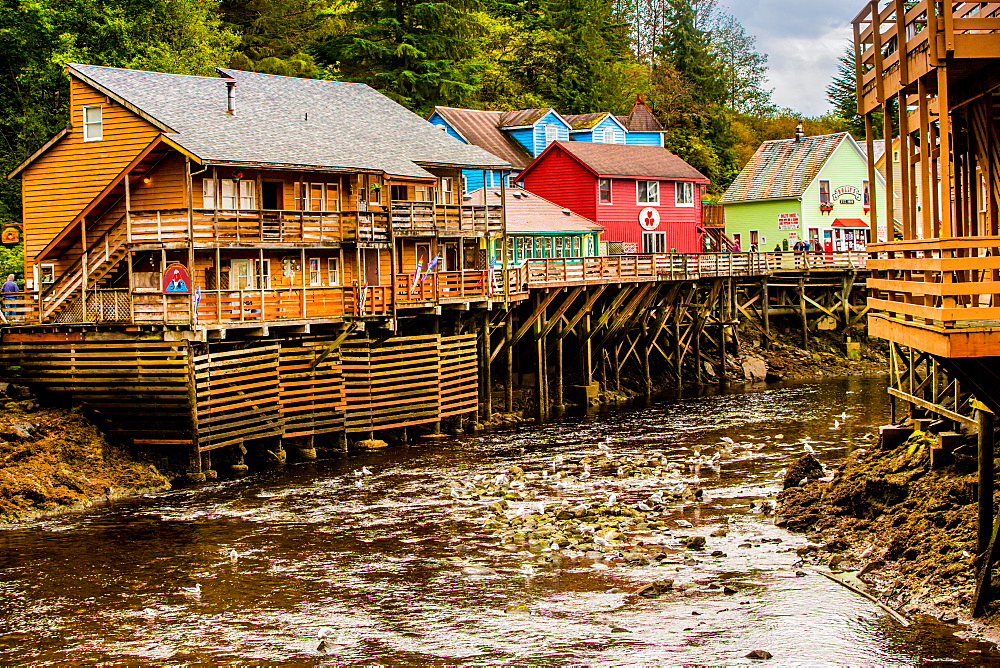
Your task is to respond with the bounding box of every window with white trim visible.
[83,105,103,141]
[438,177,454,205]
[637,180,659,204]
[308,258,322,286]
[327,257,341,286]
[239,180,256,209]
[202,178,216,209]
[544,124,559,145]
[675,181,694,206]
[221,180,238,209]
[642,231,666,253]
[599,178,612,203]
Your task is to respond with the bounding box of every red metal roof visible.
[520,141,709,182]
[832,218,868,227]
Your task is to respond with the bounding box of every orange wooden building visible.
[2,64,508,477]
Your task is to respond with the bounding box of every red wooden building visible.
[517,141,709,253]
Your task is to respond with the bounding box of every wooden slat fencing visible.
[0,339,192,445]
[278,339,345,438]
[341,334,479,433]
[193,343,284,451]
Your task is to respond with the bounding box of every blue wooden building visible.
[428,96,665,193]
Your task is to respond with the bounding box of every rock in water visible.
[783,454,825,489]
[635,580,674,598]
[356,439,389,449]
[683,536,706,550]
[746,649,773,660]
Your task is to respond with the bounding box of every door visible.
[231,259,253,290]
[362,249,380,286]
[443,241,459,271]
[262,182,281,210]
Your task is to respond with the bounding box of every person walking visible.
[2,274,18,318]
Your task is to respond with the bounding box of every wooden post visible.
[612,345,621,392]
[799,277,809,350]
[582,312,593,385]
[535,291,547,420]
[762,279,770,349]
[694,318,702,385]
[554,324,564,415]
[505,317,514,413]
[980,408,995,555]
[642,321,652,398]
[481,315,492,421]
[673,317,682,393]
[185,344,204,482]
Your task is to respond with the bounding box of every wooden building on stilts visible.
[854,0,1000,615]
[3,64,507,479]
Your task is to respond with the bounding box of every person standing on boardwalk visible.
[2,274,18,318]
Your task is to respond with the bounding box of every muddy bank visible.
[0,388,169,522]
[774,429,991,632]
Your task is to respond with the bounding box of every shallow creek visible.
[1,376,997,665]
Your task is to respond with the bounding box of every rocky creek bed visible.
[774,429,999,634]
[0,388,168,522]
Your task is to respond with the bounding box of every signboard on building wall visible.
[638,207,660,231]
[787,231,798,240]
[777,213,799,230]
[832,185,862,204]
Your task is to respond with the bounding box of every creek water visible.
[1,376,997,665]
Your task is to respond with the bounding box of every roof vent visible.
[794,122,804,142]
[226,80,236,116]
[562,208,571,215]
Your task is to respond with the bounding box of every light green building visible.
[720,132,889,252]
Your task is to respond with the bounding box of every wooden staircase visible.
[40,216,129,323]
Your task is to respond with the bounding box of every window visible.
[239,180,256,210]
[544,124,559,145]
[308,258,322,286]
[83,105,103,141]
[294,182,340,211]
[390,184,408,201]
[202,178,216,209]
[595,128,607,143]
[221,180,237,209]
[675,181,694,206]
[39,264,55,285]
[819,180,831,204]
[599,178,612,204]
[642,231,666,254]
[863,180,870,205]
[732,233,741,248]
[439,177,454,205]
[637,180,659,204]
[327,257,341,286]
[749,230,759,246]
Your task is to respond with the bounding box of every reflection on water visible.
[0,377,995,665]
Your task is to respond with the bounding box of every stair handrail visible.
[40,214,128,318]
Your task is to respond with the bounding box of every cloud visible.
[720,0,862,116]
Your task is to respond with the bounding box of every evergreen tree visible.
[827,43,893,140]
[311,0,486,112]
[657,0,720,103]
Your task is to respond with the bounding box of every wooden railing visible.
[854,1,1000,114]
[868,237,1000,326]
[389,201,502,236]
[394,271,490,304]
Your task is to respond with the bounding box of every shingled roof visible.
[465,187,603,234]
[521,141,708,181]
[563,112,612,130]
[719,133,850,204]
[65,64,508,179]
[430,107,533,169]
[616,95,663,133]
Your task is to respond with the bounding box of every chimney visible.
[794,123,804,142]
[226,80,236,115]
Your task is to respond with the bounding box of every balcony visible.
[868,236,1000,356]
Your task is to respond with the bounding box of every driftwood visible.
[811,568,911,627]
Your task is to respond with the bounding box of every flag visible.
[192,286,201,324]
[410,259,424,295]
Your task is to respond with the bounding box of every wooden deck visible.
[1,251,868,328]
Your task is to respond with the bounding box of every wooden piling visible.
[762,279,770,350]
[505,318,514,413]
[980,408,995,555]
[799,277,809,350]
[481,315,492,421]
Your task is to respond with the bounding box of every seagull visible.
[606,492,618,506]
[720,436,735,445]
[354,479,363,488]
[838,412,848,420]
[636,502,653,512]
[579,470,592,481]
[598,443,612,453]
[473,474,487,483]
[594,536,612,547]
[710,451,722,463]
[648,491,664,504]
[803,444,815,454]
[362,466,373,476]
[510,480,526,490]
[450,488,462,499]
[180,583,202,596]
[228,549,240,563]
[521,564,536,576]
[352,469,364,478]
[773,468,787,479]
[494,473,510,487]
[833,419,840,429]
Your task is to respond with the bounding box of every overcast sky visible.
[720,0,865,117]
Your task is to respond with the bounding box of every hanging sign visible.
[832,185,862,204]
[1,227,20,244]
[638,207,660,231]
[162,263,192,294]
[777,213,799,230]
